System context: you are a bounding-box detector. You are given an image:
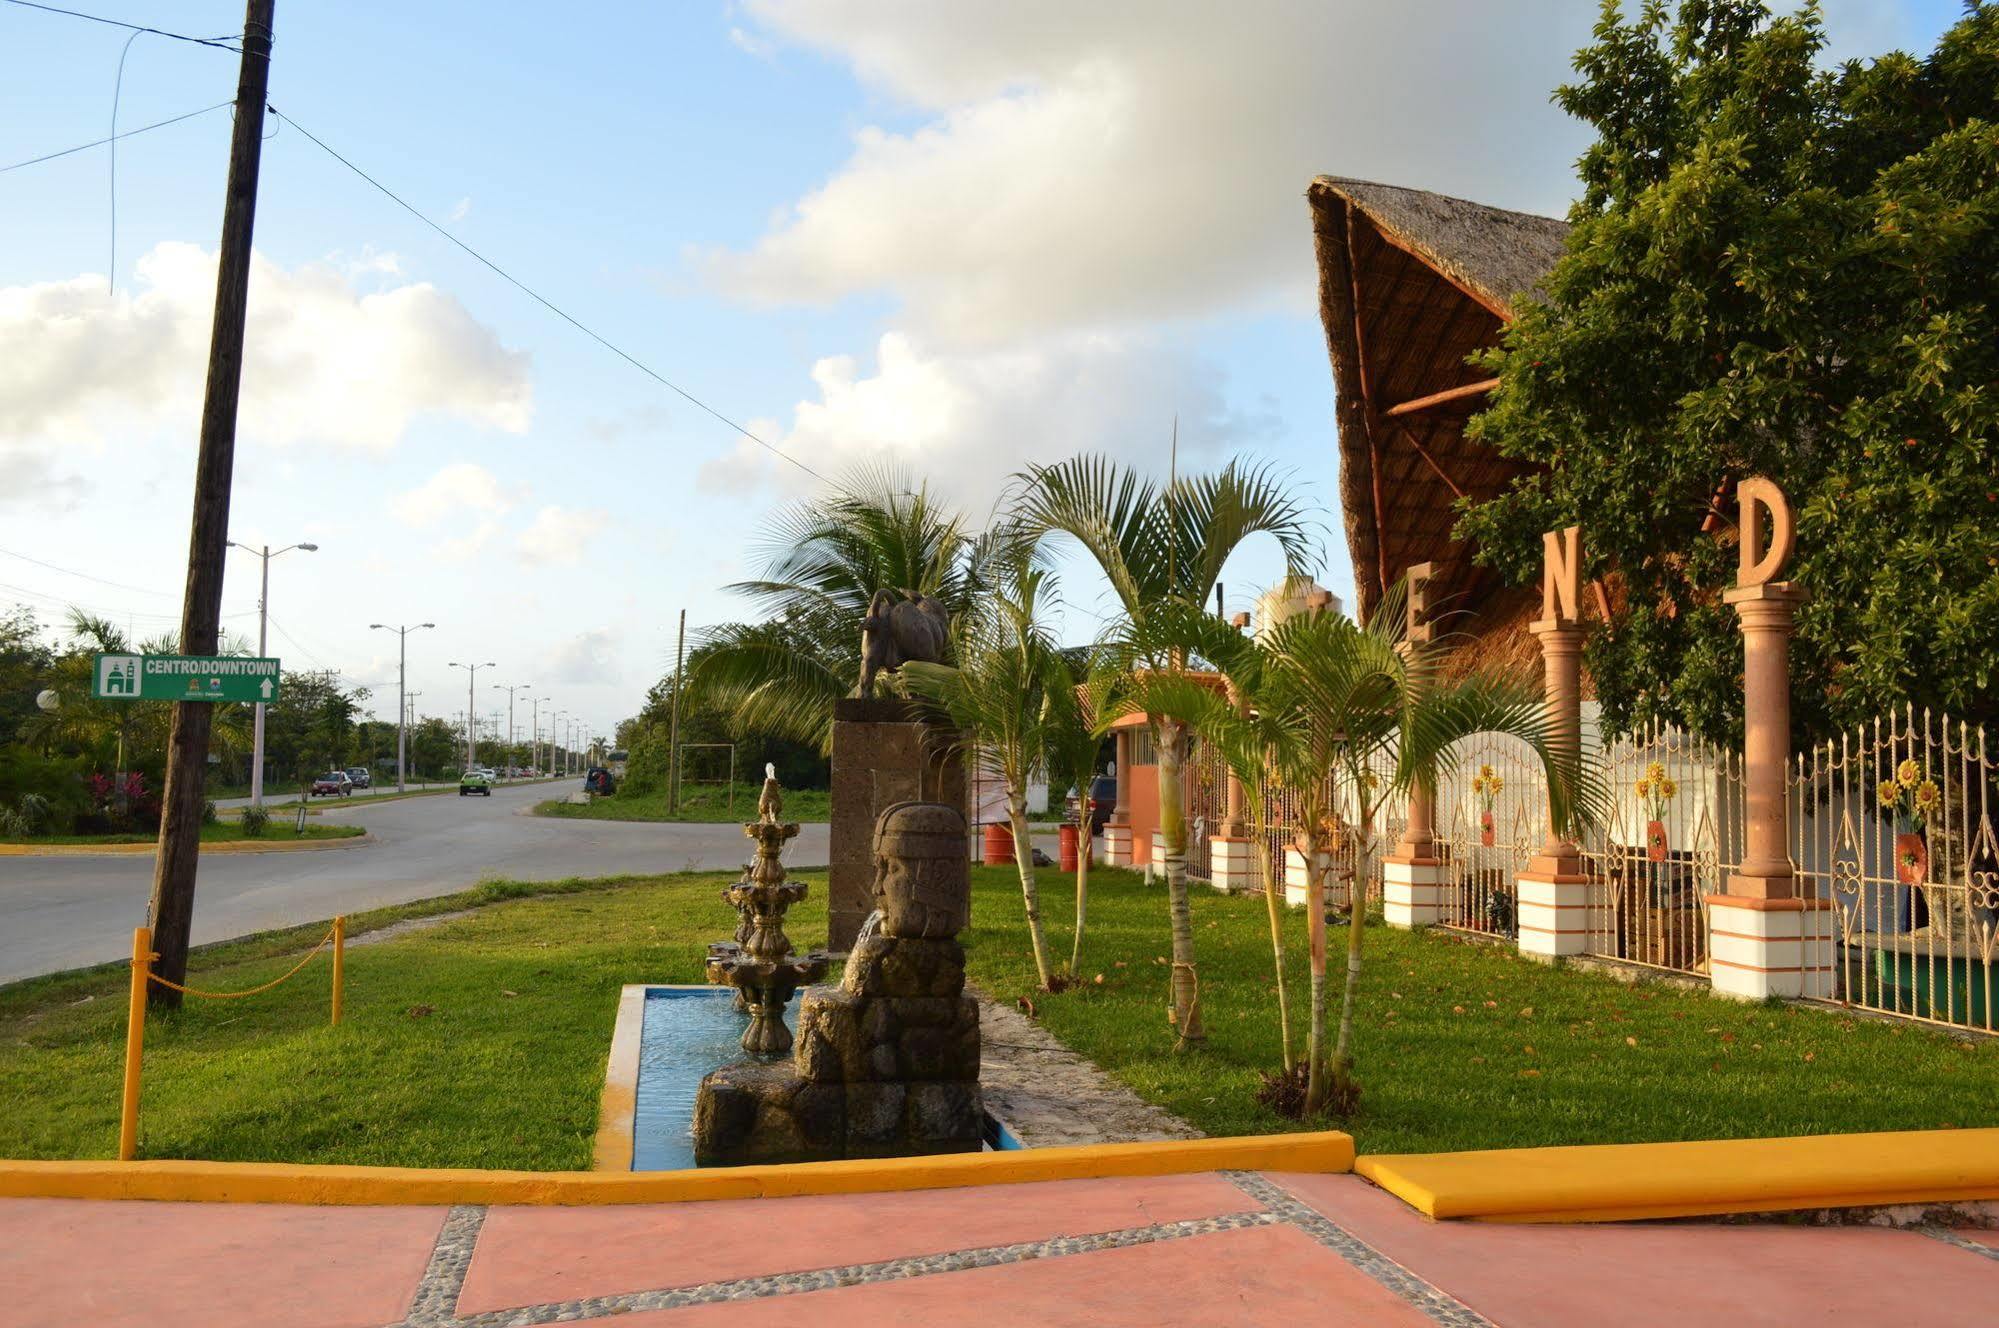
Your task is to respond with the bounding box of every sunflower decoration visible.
[1877,760,1941,831]
[1878,757,1940,886]
[1469,763,1503,811]
[1636,762,1678,861]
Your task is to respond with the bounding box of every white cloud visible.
[447,197,473,224]
[516,506,608,566]
[698,329,1278,505]
[390,462,519,527]
[728,26,775,59]
[543,627,620,685]
[714,1,1594,345]
[0,242,531,452]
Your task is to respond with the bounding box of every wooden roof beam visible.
[1384,377,1500,418]
[1385,419,1470,501]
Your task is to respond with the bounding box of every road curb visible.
[0,1132,1354,1206]
[0,833,376,859]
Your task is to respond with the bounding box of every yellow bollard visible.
[331,915,346,1026]
[119,926,151,1161]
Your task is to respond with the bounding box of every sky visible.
[0,0,1964,746]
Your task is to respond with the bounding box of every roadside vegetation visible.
[1,866,1987,1169]
[535,784,830,824]
[1,820,364,847]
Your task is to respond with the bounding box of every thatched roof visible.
[1307,176,1569,634]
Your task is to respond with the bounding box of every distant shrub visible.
[241,805,270,838]
[201,799,220,826]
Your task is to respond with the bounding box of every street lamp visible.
[526,694,549,774]
[491,681,532,782]
[370,622,434,793]
[449,661,497,771]
[552,709,566,777]
[228,540,318,808]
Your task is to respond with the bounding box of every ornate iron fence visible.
[1792,707,1998,1034]
[1576,718,1745,977]
[1427,730,1542,939]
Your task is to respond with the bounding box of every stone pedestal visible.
[829,698,967,953]
[1706,896,1836,1000]
[1381,858,1447,928]
[1209,836,1257,893]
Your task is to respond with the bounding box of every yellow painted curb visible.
[1356,1128,1999,1223]
[0,1132,1353,1207]
[0,833,374,858]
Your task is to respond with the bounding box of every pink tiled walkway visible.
[1,1172,1993,1327]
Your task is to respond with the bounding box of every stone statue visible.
[756,761,781,822]
[870,800,971,939]
[857,589,950,695]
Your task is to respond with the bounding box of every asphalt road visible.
[0,781,829,986]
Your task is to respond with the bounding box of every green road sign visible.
[91,653,282,704]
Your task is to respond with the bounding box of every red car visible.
[310,772,353,798]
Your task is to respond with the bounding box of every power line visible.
[1,1,241,52]
[0,100,232,173]
[0,545,184,597]
[266,106,827,485]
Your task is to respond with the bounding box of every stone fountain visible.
[704,765,829,1056]
[693,800,983,1166]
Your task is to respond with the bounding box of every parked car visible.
[310,772,353,798]
[1064,774,1117,833]
[345,767,371,790]
[459,769,492,797]
[584,766,616,796]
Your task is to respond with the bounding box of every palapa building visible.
[1095,178,1572,877]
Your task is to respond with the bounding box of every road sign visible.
[92,654,282,704]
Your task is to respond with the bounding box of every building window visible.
[1128,726,1155,767]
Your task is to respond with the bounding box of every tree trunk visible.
[1008,787,1054,991]
[1328,819,1373,1111]
[1256,818,1294,1073]
[1069,805,1090,977]
[1301,821,1328,1112]
[1155,718,1204,1047]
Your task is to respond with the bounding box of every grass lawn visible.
[535,784,831,824]
[0,865,1989,1169]
[2,821,365,846]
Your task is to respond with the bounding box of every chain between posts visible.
[118,916,346,1160]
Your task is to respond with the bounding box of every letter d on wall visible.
[1736,476,1795,588]
[1539,527,1582,626]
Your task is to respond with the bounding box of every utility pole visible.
[229,540,316,807]
[404,690,421,780]
[668,608,685,813]
[147,0,277,1009]
[449,660,496,770]
[492,681,530,781]
[530,695,548,774]
[371,622,432,792]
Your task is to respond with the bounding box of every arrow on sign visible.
[259,678,275,700]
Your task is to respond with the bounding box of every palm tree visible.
[1013,454,1316,1046]
[1042,644,1112,978]
[902,551,1063,989]
[1252,592,1593,1114]
[690,464,988,753]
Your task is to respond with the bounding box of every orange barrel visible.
[983,821,1015,865]
[1058,823,1079,871]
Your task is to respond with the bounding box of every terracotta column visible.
[1710,478,1833,1000]
[1383,562,1446,927]
[1517,530,1593,958]
[1103,727,1135,867]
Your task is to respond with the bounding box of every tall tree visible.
[1015,455,1316,1046]
[1461,1,1999,746]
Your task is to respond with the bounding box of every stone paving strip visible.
[386,1170,1490,1327]
[974,992,1202,1146]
